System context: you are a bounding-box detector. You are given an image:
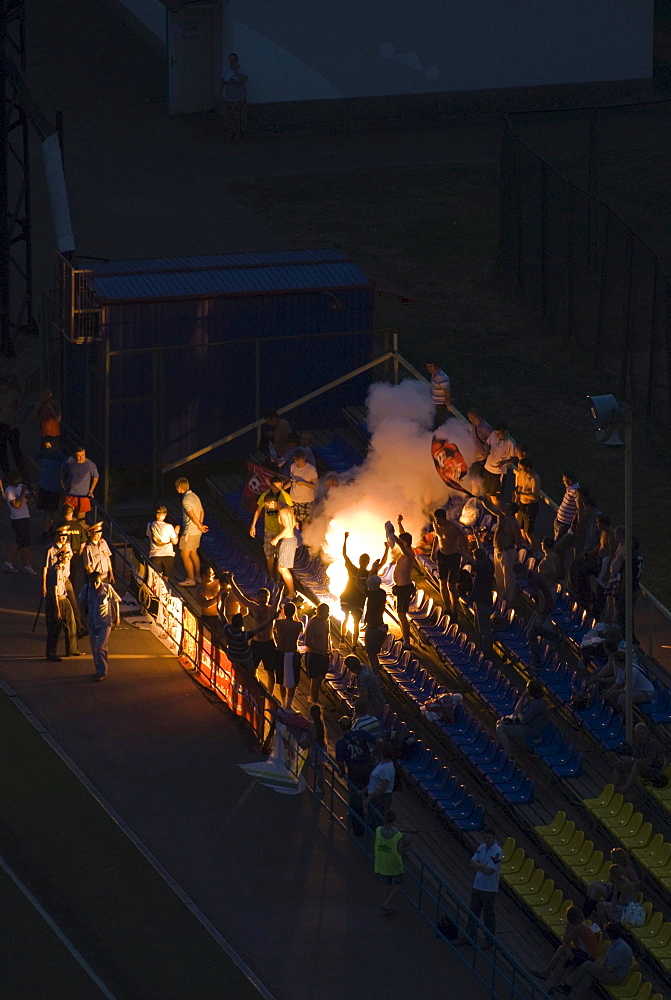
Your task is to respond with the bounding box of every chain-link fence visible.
[499,104,671,422]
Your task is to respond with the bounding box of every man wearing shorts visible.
[174,477,208,587]
[3,475,36,574]
[60,447,99,522]
[374,808,412,917]
[288,449,318,528]
[431,508,469,618]
[482,422,516,506]
[386,514,416,648]
[249,477,293,577]
[304,602,331,703]
[271,502,297,599]
[146,506,179,579]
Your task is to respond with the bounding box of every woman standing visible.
[222,53,248,140]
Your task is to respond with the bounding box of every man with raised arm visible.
[386,514,416,649]
[431,508,469,619]
[270,501,297,599]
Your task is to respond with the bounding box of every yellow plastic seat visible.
[504,857,535,887]
[601,801,635,832]
[524,878,555,909]
[565,839,596,872]
[606,972,642,1000]
[535,810,566,838]
[501,846,525,875]
[632,833,666,867]
[502,836,516,861]
[573,849,606,882]
[620,821,653,851]
[545,819,576,847]
[515,868,545,896]
[648,767,671,804]
[590,791,625,821]
[555,829,586,858]
[631,905,658,940]
[646,922,671,955]
[584,784,615,811]
[536,889,568,924]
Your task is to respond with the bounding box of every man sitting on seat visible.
[613,722,667,792]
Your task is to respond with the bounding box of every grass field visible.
[0,691,263,1000]
[230,162,671,605]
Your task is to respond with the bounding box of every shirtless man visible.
[431,508,469,618]
[271,502,297,599]
[230,583,279,692]
[387,514,416,648]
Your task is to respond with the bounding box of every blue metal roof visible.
[81,249,350,277]
[89,260,371,302]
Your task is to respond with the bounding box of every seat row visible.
[313,432,363,473]
[501,840,659,1000]
[537,803,671,974]
[407,595,583,779]
[379,641,534,804]
[200,521,274,597]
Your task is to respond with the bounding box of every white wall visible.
[227,0,654,104]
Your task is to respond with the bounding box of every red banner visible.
[431,436,474,496]
[241,460,279,512]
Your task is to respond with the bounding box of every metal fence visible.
[499,103,671,422]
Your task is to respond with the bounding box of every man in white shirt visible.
[364,741,395,817]
[482,422,516,505]
[146,505,180,579]
[426,359,451,429]
[459,827,502,948]
[288,450,318,528]
[3,474,36,574]
[554,472,580,540]
[174,477,208,586]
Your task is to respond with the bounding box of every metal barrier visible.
[302,754,552,1000]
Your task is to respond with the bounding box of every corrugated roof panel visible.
[80,249,349,276]
[90,262,371,302]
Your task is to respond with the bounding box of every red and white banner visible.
[431,435,474,496]
[241,460,279,512]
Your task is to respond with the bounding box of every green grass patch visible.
[0,691,262,1000]
[230,163,671,604]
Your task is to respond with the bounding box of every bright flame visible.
[323,510,393,620]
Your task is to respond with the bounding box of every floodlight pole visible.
[624,405,633,745]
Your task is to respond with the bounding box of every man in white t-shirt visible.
[288,450,318,528]
[3,474,36,574]
[426,359,451,429]
[482,422,516,505]
[146,505,180,579]
[363,741,396,817]
[175,477,208,587]
[459,826,503,948]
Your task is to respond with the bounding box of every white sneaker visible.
[3,561,17,573]
[23,566,37,576]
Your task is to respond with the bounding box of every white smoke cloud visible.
[303,380,479,604]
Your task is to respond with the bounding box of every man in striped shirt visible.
[554,472,580,540]
[425,360,451,429]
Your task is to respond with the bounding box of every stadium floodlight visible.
[587,393,624,445]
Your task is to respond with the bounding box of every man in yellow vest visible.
[374,809,412,917]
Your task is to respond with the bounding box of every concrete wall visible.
[228,0,654,104]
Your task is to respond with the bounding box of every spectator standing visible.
[174,477,208,587]
[236,587,278,692]
[79,571,120,680]
[387,514,416,649]
[304,602,331,703]
[44,549,80,662]
[3,474,36,574]
[460,827,503,948]
[270,502,297,599]
[35,387,61,442]
[352,696,382,738]
[198,566,221,636]
[513,457,541,552]
[374,809,412,917]
[466,408,492,479]
[554,472,580,540]
[340,532,369,647]
[485,500,522,604]
[262,410,291,464]
[512,562,560,669]
[288,449,318,528]
[471,546,495,656]
[345,653,385,718]
[273,601,302,708]
[60,447,98,523]
[249,477,293,577]
[496,679,548,754]
[336,716,375,835]
[308,704,326,794]
[538,536,562,591]
[223,610,275,674]
[279,432,317,470]
[482,423,516,504]
[611,530,643,645]
[425,360,451,428]
[0,376,24,479]
[221,53,248,140]
[563,922,632,999]
[364,741,396,818]
[315,473,339,506]
[42,526,82,635]
[54,503,87,589]
[35,437,65,540]
[82,523,114,583]
[431,508,469,618]
[146,505,179,580]
[362,574,388,674]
